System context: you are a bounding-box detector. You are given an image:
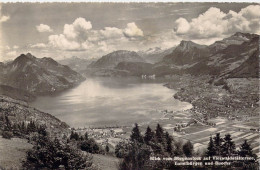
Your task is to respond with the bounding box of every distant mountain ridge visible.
[90,50,144,69]
[150,32,259,79]
[138,47,175,64]
[0,53,85,95]
[58,56,96,73]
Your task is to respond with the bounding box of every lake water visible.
[30,77,192,127]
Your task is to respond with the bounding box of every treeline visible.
[205,133,258,169]
[116,123,259,170]
[115,123,196,169]
[0,115,100,169]
[0,114,43,139]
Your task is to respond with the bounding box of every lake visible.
[30,77,192,127]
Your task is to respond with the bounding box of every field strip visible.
[217,130,226,133]
[251,143,260,149]
[183,128,217,137]
[233,133,253,142]
[230,131,244,137]
[226,131,236,135]
[253,145,260,151]
[232,124,255,129]
[215,121,225,125]
[193,136,211,142]
[245,134,259,140]
[193,131,238,143]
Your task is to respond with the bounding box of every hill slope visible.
[0,53,85,95]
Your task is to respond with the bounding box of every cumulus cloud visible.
[174,5,260,39]
[63,17,92,40]
[36,24,53,32]
[123,22,144,37]
[49,34,80,50]
[47,17,144,54]
[175,18,190,34]
[0,5,9,23]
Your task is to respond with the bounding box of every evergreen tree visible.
[12,123,20,136]
[4,115,12,131]
[183,140,193,157]
[27,120,37,133]
[174,140,184,156]
[222,134,236,156]
[165,131,173,155]
[20,121,27,134]
[238,140,255,157]
[130,123,143,143]
[119,142,151,170]
[206,136,216,157]
[106,145,110,153]
[213,133,223,156]
[144,126,154,144]
[155,124,164,144]
[70,131,80,141]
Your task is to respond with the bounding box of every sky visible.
[0,2,259,61]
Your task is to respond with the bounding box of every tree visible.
[238,140,255,157]
[183,140,193,157]
[23,129,93,169]
[165,131,173,155]
[105,145,110,153]
[144,126,154,144]
[37,124,48,136]
[115,141,131,158]
[206,136,216,157]
[70,131,80,141]
[130,123,143,143]
[80,138,101,154]
[213,133,223,156]
[155,124,164,144]
[4,115,12,131]
[63,144,93,169]
[222,134,236,156]
[119,142,151,170]
[27,120,37,133]
[174,140,184,156]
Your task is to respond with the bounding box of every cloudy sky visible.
[0,2,259,61]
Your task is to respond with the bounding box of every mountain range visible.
[138,47,175,64]
[0,32,258,98]
[89,50,144,69]
[0,53,85,95]
[111,32,259,79]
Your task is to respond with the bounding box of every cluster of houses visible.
[141,74,156,79]
[75,127,127,146]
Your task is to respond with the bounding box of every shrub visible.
[23,132,94,169]
[2,131,13,139]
